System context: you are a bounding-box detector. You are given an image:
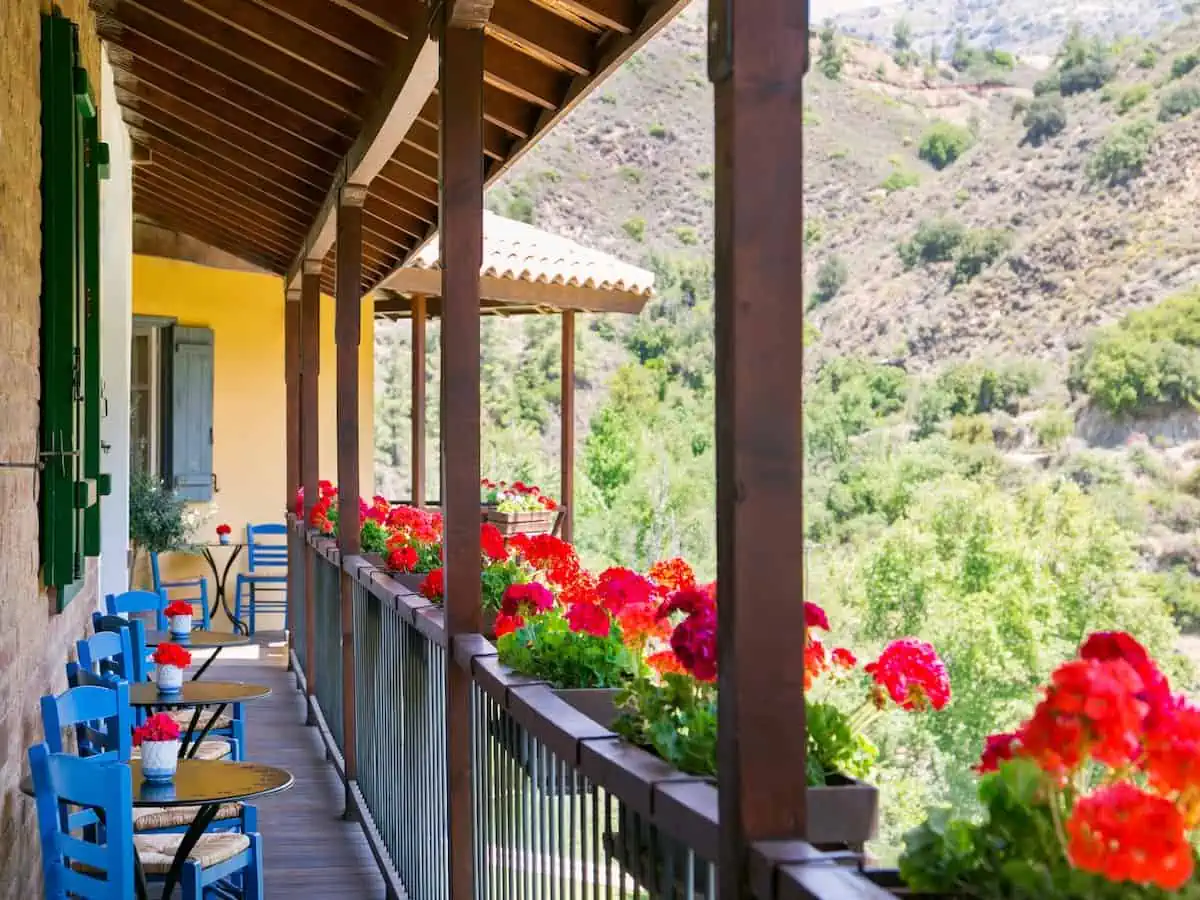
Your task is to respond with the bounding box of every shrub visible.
[987,49,1015,70]
[1087,119,1156,185]
[1034,405,1074,449]
[951,229,1011,284]
[898,219,966,268]
[805,218,824,246]
[1137,47,1159,69]
[818,21,844,79]
[1033,73,1061,96]
[1117,83,1150,114]
[918,121,974,169]
[949,414,994,446]
[934,361,1041,418]
[673,225,698,245]
[1059,59,1115,95]
[881,169,920,193]
[1158,85,1200,121]
[648,123,668,139]
[622,217,646,242]
[813,256,849,304]
[1171,50,1200,79]
[1023,95,1067,145]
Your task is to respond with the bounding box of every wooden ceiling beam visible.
[136,168,306,247]
[115,85,335,186]
[388,144,438,185]
[413,97,510,159]
[100,25,355,140]
[171,0,382,90]
[378,161,439,205]
[121,110,327,206]
[285,2,437,288]
[135,184,300,262]
[364,181,435,233]
[137,158,313,235]
[550,0,638,33]
[99,0,364,118]
[446,0,495,28]
[484,35,562,109]
[140,143,318,228]
[111,64,345,164]
[488,0,594,76]
[248,0,405,64]
[325,0,413,39]
[135,193,290,270]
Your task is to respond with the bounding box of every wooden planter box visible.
[553,688,623,730]
[487,508,557,536]
[807,774,879,848]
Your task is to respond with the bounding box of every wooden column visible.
[411,293,427,508]
[284,287,301,666]
[335,184,366,809]
[711,0,808,896]
[560,311,575,542]
[440,16,484,900]
[299,260,322,723]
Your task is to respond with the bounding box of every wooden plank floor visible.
[206,636,386,898]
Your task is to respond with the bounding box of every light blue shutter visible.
[170,326,214,501]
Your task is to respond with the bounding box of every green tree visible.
[813,256,848,305]
[918,121,974,169]
[1023,95,1067,145]
[818,21,844,79]
[1087,119,1156,184]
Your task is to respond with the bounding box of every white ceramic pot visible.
[156,664,184,694]
[168,614,193,637]
[219,533,230,545]
[141,740,180,782]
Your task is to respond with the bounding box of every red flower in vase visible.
[387,544,419,573]
[153,643,192,668]
[163,600,194,618]
[215,524,231,537]
[865,638,950,712]
[133,712,181,746]
[565,602,611,638]
[1067,782,1193,890]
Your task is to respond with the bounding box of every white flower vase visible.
[156,664,184,695]
[141,740,180,782]
[219,533,230,545]
[168,614,193,638]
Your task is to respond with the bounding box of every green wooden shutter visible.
[40,11,104,603]
[168,327,215,502]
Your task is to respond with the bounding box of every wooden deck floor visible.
[206,636,386,898]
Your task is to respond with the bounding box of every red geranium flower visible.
[617,602,669,647]
[420,568,445,601]
[864,638,950,712]
[153,643,192,668]
[1079,631,1172,720]
[831,647,857,669]
[975,731,1022,774]
[500,583,554,617]
[494,613,525,638]
[480,523,508,562]
[805,639,828,690]
[215,523,231,536]
[805,601,830,631]
[1067,783,1194,890]
[596,568,655,614]
[647,650,687,676]
[1143,696,1200,823]
[1020,658,1146,776]
[647,558,696,593]
[163,600,194,618]
[670,608,717,681]
[387,544,419,573]
[133,712,181,746]
[510,534,581,587]
[566,602,611,638]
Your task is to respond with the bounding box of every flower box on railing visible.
[552,688,623,730]
[486,508,557,536]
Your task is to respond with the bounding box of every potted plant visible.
[134,712,182,782]
[153,642,192,695]
[215,523,232,545]
[128,471,188,588]
[382,504,444,590]
[898,631,1200,898]
[415,524,532,636]
[164,600,195,638]
[484,480,559,536]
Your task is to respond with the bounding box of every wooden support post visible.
[411,293,427,508]
[560,311,575,542]
[711,0,809,895]
[440,16,485,900]
[284,287,301,668]
[299,260,322,725]
[335,184,366,812]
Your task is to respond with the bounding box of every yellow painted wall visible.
[132,254,374,630]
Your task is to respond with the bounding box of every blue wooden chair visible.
[75,629,134,684]
[150,551,211,630]
[104,588,169,632]
[29,744,265,900]
[234,523,288,635]
[91,614,246,761]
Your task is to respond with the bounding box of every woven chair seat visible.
[132,739,231,761]
[133,802,243,832]
[74,832,249,875]
[166,709,233,731]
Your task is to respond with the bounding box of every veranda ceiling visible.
[94,0,686,298]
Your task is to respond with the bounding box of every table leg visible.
[158,802,220,900]
[202,546,248,636]
[177,706,203,759]
[185,703,229,760]
[191,646,223,681]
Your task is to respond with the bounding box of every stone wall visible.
[0,2,104,897]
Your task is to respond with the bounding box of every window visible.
[129,317,215,502]
[40,10,110,602]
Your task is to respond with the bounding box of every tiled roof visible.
[408,212,655,298]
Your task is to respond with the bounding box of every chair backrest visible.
[40,680,132,762]
[104,588,167,631]
[95,614,151,682]
[149,551,165,591]
[29,743,135,900]
[247,522,288,572]
[76,629,133,682]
